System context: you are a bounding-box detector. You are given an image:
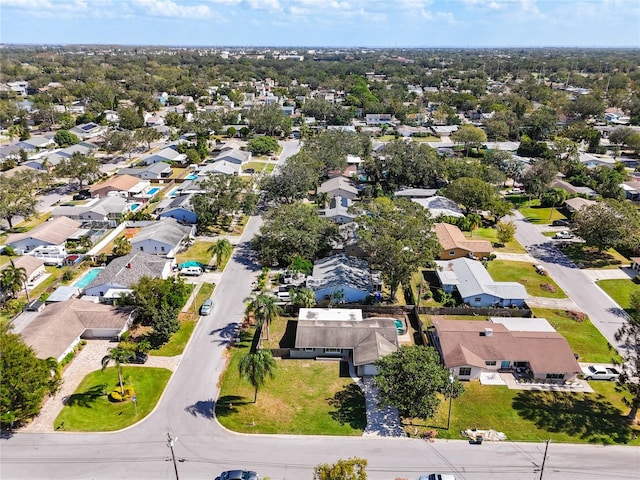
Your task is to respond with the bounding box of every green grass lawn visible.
[519,203,567,224]
[175,241,215,266]
[411,136,440,142]
[597,279,640,317]
[531,308,621,363]
[487,260,567,298]
[464,226,527,253]
[243,160,272,172]
[416,381,639,445]
[216,330,364,435]
[54,367,172,432]
[560,244,628,269]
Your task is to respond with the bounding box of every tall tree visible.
[612,290,640,421]
[53,129,80,147]
[245,292,281,342]
[259,151,321,205]
[244,104,291,136]
[133,127,162,150]
[112,236,132,257]
[354,197,440,301]
[238,349,277,403]
[0,260,29,302]
[572,200,640,252]
[101,346,134,397]
[451,124,487,156]
[442,177,503,215]
[313,457,368,480]
[208,238,233,270]
[374,345,464,421]
[0,171,42,228]
[53,152,101,188]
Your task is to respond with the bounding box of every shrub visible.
[540,283,557,293]
[1,246,16,256]
[109,385,135,402]
[634,275,640,285]
[62,270,75,282]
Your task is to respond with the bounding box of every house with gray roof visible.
[435,257,527,307]
[319,196,355,224]
[130,218,195,258]
[317,176,359,200]
[412,195,464,218]
[5,217,81,254]
[213,148,251,165]
[394,187,438,199]
[157,194,197,224]
[118,162,172,180]
[142,146,187,166]
[84,251,173,300]
[198,160,241,176]
[306,254,382,303]
[51,196,128,227]
[70,122,106,140]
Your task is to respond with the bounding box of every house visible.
[394,188,438,199]
[365,113,393,125]
[431,125,459,137]
[43,141,98,168]
[198,160,241,176]
[564,197,596,214]
[319,196,355,224]
[10,255,46,286]
[70,122,106,140]
[5,217,81,254]
[157,194,198,224]
[412,195,465,218]
[435,257,527,307]
[430,317,581,384]
[317,176,359,200]
[213,148,251,165]
[130,218,195,258]
[550,179,597,199]
[306,254,382,303]
[84,251,173,299]
[291,308,399,376]
[630,257,640,274]
[620,180,640,201]
[20,299,134,362]
[118,162,172,180]
[434,223,492,260]
[89,175,150,200]
[142,146,187,165]
[51,196,128,227]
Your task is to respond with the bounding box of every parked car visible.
[534,264,547,275]
[72,190,91,201]
[180,266,203,276]
[418,474,456,480]
[554,231,573,239]
[216,470,259,480]
[506,188,524,195]
[552,219,570,227]
[581,365,621,381]
[200,299,213,316]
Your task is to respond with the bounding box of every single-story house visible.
[564,197,597,214]
[118,162,172,180]
[620,180,640,201]
[291,308,399,376]
[51,196,128,227]
[213,148,252,165]
[317,176,359,200]
[430,317,581,383]
[431,125,459,137]
[142,146,187,165]
[394,188,438,199]
[130,218,195,258]
[5,217,81,254]
[435,257,527,307]
[70,122,106,140]
[434,223,492,260]
[157,194,197,224]
[10,255,46,286]
[365,113,393,125]
[84,251,173,299]
[630,257,640,274]
[198,160,241,176]
[89,175,150,199]
[319,196,355,224]
[306,254,382,303]
[412,195,465,218]
[20,299,135,362]
[550,179,597,199]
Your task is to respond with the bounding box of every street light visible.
[166,432,180,480]
[446,373,455,430]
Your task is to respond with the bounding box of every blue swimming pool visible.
[185,173,198,180]
[129,203,141,211]
[167,187,180,198]
[74,267,104,289]
[147,187,160,195]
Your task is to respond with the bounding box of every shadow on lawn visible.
[328,383,367,430]
[214,395,251,418]
[64,384,107,408]
[512,390,632,444]
[561,244,622,269]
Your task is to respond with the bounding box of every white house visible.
[130,218,195,258]
[306,254,382,303]
[5,217,81,254]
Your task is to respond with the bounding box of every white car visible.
[554,231,573,239]
[506,188,524,195]
[419,474,456,480]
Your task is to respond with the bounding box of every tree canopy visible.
[53,152,102,188]
[572,199,640,252]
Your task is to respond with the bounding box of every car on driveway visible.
[581,365,620,381]
[552,219,570,226]
[216,470,259,480]
[506,188,524,195]
[554,231,573,239]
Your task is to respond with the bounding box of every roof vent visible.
[484,327,493,337]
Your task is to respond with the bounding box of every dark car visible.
[552,219,570,226]
[216,470,259,480]
[72,190,91,201]
[125,352,148,364]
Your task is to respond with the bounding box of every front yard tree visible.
[496,220,516,245]
[53,152,101,188]
[304,129,370,173]
[238,349,276,403]
[612,290,640,420]
[451,124,487,156]
[101,346,134,398]
[0,323,61,428]
[442,177,500,215]
[259,152,321,205]
[354,197,440,302]
[208,238,233,270]
[245,104,290,137]
[53,129,80,147]
[112,236,132,257]
[252,202,337,266]
[0,172,39,228]
[247,136,279,155]
[245,292,281,342]
[313,457,368,480]
[289,287,316,308]
[133,127,162,150]
[0,260,29,301]
[572,199,640,252]
[192,174,247,229]
[374,345,464,421]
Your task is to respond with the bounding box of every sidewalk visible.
[581,268,635,282]
[494,252,537,263]
[525,296,583,311]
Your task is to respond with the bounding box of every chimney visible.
[484,327,493,337]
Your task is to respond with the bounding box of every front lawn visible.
[416,381,640,445]
[464,227,527,254]
[531,308,621,364]
[559,244,627,269]
[486,260,567,298]
[175,241,215,266]
[518,199,568,224]
[597,279,640,317]
[216,330,365,435]
[149,320,196,356]
[54,367,172,432]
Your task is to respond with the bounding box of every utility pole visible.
[167,432,180,480]
[539,439,550,480]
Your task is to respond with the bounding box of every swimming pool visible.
[167,187,180,198]
[147,187,160,195]
[73,267,104,289]
[129,203,141,211]
[185,173,198,180]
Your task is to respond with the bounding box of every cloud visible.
[132,0,217,19]
[421,9,456,24]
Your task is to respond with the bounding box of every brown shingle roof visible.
[5,217,82,246]
[89,174,141,193]
[434,223,492,253]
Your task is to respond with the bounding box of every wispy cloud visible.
[132,0,218,19]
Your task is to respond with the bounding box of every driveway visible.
[360,376,405,437]
[525,296,582,311]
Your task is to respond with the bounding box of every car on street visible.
[554,231,573,239]
[200,299,213,316]
[581,365,621,381]
[552,219,570,226]
[418,474,456,480]
[216,470,259,480]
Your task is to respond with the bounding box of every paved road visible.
[2,146,639,480]
[509,211,629,352]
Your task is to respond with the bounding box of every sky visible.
[0,0,639,48]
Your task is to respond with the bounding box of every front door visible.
[501,360,511,369]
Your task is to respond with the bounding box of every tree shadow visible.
[327,383,367,430]
[214,395,251,418]
[209,322,241,346]
[63,384,107,408]
[231,241,262,272]
[185,399,215,419]
[512,390,632,444]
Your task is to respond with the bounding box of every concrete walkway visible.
[360,376,406,437]
[494,252,537,263]
[581,267,636,282]
[499,373,593,393]
[21,340,181,433]
[525,296,583,311]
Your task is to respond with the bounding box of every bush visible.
[634,275,640,285]
[1,246,16,256]
[109,385,135,402]
[62,270,75,282]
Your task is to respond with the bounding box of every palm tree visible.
[101,346,134,396]
[112,236,132,257]
[315,191,329,209]
[207,238,233,270]
[245,292,281,342]
[290,287,316,308]
[0,260,30,302]
[467,213,482,237]
[238,349,276,403]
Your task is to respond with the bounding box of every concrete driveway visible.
[360,376,405,437]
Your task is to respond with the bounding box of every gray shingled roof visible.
[307,254,372,293]
[86,251,170,290]
[5,216,82,246]
[131,218,193,247]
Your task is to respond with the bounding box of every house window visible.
[303,348,315,352]
[161,246,165,252]
[474,297,481,303]
[324,348,341,354]
[485,360,496,366]
[546,373,564,379]
[501,360,511,369]
[449,250,455,256]
[514,361,528,367]
[459,367,471,376]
